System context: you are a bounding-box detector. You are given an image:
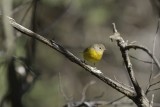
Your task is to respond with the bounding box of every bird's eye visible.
[99,47,101,49]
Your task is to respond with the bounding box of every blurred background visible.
[0,0,160,107]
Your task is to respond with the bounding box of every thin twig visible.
[152,18,160,79]
[114,76,134,89]
[156,18,160,34]
[148,87,160,92]
[145,70,154,95]
[145,79,160,94]
[58,72,72,101]
[92,92,104,100]
[109,99,134,106]
[146,85,151,95]
[151,17,159,81]
[125,45,160,75]
[41,0,74,35]
[64,96,126,107]
[106,95,126,105]
[11,0,31,15]
[81,81,96,102]
[150,94,154,107]
[129,55,155,64]
[20,1,33,24]
[146,21,160,94]
[112,23,118,33]
[150,80,160,87]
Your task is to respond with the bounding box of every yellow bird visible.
[83,44,106,65]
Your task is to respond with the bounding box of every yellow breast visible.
[83,48,103,63]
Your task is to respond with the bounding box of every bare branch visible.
[92,92,104,100]
[146,17,160,95]
[125,44,160,79]
[148,87,160,92]
[64,96,126,107]
[112,23,118,33]
[2,16,136,100]
[146,77,160,94]
[150,94,154,107]
[145,70,154,95]
[146,85,151,95]
[129,55,155,64]
[110,23,149,107]
[106,95,126,105]
[11,0,31,15]
[150,80,160,87]
[81,81,96,102]
[58,72,72,101]
[114,76,134,89]
[19,1,33,24]
[151,18,160,80]
[155,17,160,34]
[110,23,141,95]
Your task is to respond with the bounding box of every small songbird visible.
[83,44,106,65]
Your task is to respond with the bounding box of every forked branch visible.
[110,23,150,107]
[2,15,158,107]
[2,15,136,100]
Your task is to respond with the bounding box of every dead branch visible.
[64,83,126,107]
[125,45,160,72]
[81,81,96,102]
[2,15,157,107]
[129,55,155,64]
[110,23,150,107]
[145,80,160,94]
[2,15,136,101]
[150,94,154,107]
